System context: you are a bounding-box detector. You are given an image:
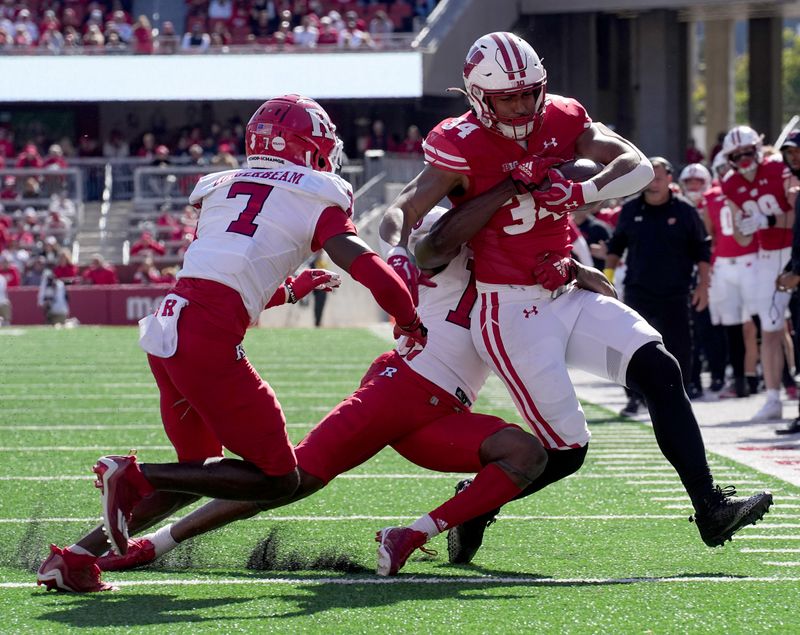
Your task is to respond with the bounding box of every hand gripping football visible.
[537,158,605,190]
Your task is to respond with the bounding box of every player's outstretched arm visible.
[324,233,426,345]
[415,178,517,270]
[264,269,341,309]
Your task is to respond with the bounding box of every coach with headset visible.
[605,157,711,415]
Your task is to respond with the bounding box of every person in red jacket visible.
[81,254,118,285]
[130,230,166,257]
[0,253,21,287]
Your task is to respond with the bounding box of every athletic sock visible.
[767,388,780,402]
[427,463,522,535]
[148,523,179,557]
[409,514,439,540]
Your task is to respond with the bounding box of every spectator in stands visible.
[16,143,43,168]
[12,23,33,48]
[156,204,182,240]
[40,9,60,35]
[82,254,118,285]
[293,14,318,47]
[270,20,295,47]
[44,144,67,170]
[0,127,14,159]
[83,23,105,47]
[62,8,81,31]
[131,15,153,54]
[105,30,127,52]
[211,142,239,169]
[130,230,166,257]
[48,191,77,220]
[397,124,423,154]
[103,129,130,158]
[44,210,71,244]
[39,27,65,52]
[209,22,231,48]
[0,176,18,200]
[0,252,20,288]
[316,15,338,46]
[339,11,373,49]
[250,10,273,42]
[187,143,207,166]
[364,119,393,153]
[369,10,394,44]
[209,0,235,21]
[23,255,48,286]
[151,145,172,167]
[77,135,102,158]
[63,27,82,50]
[0,270,9,326]
[110,10,133,43]
[40,235,60,266]
[38,270,69,325]
[155,20,179,54]
[21,177,41,200]
[389,0,413,31]
[132,255,168,285]
[15,9,38,43]
[182,22,211,52]
[53,248,79,282]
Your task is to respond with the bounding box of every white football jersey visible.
[398,247,490,407]
[180,166,353,323]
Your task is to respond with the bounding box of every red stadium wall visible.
[8,285,172,325]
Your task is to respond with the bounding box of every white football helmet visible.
[408,206,447,256]
[678,163,711,204]
[711,151,729,180]
[721,125,763,176]
[462,32,547,140]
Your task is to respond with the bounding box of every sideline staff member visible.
[605,157,711,414]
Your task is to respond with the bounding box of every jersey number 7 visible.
[226,182,274,237]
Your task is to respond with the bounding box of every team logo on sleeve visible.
[235,344,246,361]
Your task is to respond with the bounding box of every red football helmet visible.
[462,32,547,140]
[245,94,343,173]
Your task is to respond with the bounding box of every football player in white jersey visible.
[38,95,428,592]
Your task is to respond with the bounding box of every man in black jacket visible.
[606,157,711,415]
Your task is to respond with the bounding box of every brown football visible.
[538,158,605,189]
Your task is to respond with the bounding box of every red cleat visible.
[93,454,154,555]
[97,538,156,571]
[375,527,435,576]
[36,545,115,593]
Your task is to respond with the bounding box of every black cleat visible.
[690,486,773,547]
[776,418,800,435]
[620,396,640,418]
[446,478,500,564]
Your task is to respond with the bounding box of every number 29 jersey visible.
[397,247,489,408]
[180,166,354,323]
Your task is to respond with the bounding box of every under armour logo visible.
[235,344,246,361]
[759,179,768,185]
[523,305,538,319]
[379,366,398,378]
[542,137,558,149]
[565,201,580,210]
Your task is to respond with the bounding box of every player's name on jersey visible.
[213,169,305,188]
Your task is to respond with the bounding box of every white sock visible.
[147,523,179,557]
[409,514,438,540]
[767,389,780,402]
[68,544,93,556]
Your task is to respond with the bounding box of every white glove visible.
[737,212,767,236]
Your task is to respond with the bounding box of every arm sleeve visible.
[348,251,417,326]
[312,206,357,252]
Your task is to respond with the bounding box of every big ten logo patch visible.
[126,296,165,321]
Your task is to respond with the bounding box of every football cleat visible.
[375,527,435,576]
[690,486,773,547]
[718,378,748,399]
[446,478,500,565]
[619,396,640,417]
[93,454,154,555]
[37,544,115,593]
[97,538,156,571]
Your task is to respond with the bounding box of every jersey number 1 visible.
[226,182,274,237]
[446,258,477,329]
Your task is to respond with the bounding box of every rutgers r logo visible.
[523,305,538,319]
[235,344,246,361]
[161,299,178,317]
[379,367,398,378]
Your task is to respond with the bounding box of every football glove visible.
[532,169,588,214]
[511,156,563,194]
[286,269,341,303]
[533,252,577,291]
[393,312,428,348]
[387,246,419,305]
[736,212,768,236]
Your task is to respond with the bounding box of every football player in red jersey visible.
[696,159,760,399]
[38,95,428,592]
[380,31,773,561]
[722,125,798,421]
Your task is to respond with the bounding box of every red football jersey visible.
[704,185,758,259]
[423,95,592,284]
[720,160,792,251]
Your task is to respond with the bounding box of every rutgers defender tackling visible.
[722,125,797,421]
[381,31,773,562]
[38,95,427,592]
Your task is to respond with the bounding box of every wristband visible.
[767,215,777,228]
[286,282,297,304]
